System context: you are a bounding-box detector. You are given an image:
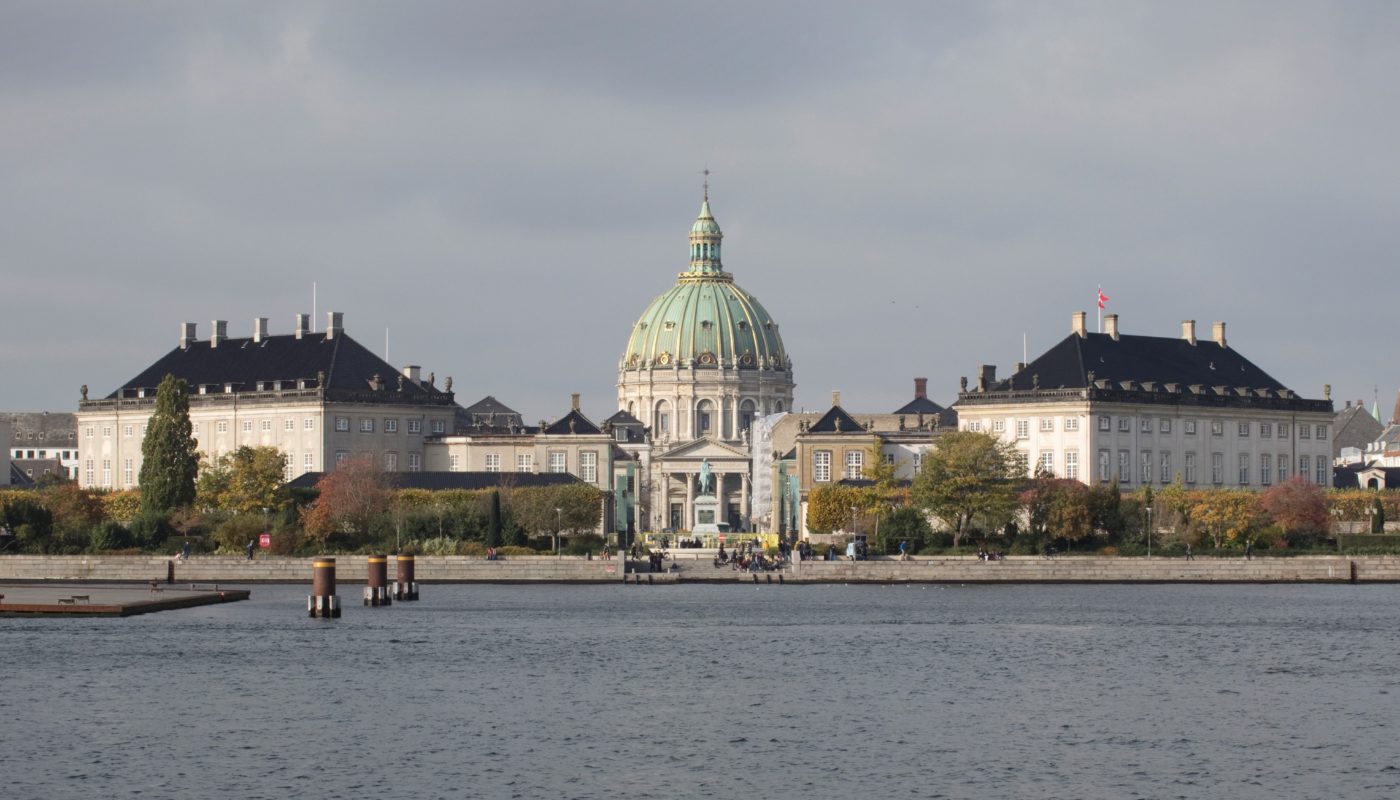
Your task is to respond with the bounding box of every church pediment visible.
[656,436,750,461]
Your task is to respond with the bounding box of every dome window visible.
[664,321,675,331]
[701,320,712,330]
[737,321,748,330]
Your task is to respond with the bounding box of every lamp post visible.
[1145,505,1153,558]
[262,507,270,551]
[555,507,562,557]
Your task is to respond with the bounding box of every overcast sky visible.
[3,2,1398,422]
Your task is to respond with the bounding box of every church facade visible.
[615,193,795,533]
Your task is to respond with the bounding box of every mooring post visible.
[309,558,340,618]
[394,554,418,601]
[364,555,391,606]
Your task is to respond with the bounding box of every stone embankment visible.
[3,554,1400,583]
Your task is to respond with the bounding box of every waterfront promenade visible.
[3,553,1400,583]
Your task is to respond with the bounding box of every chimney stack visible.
[253,317,268,343]
[403,365,421,383]
[914,377,928,400]
[179,322,197,350]
[978,364,997,391]
[1104,313,1120,341]
[1182,320,1197,346]
[1071,311,1087,338]
[571,392,581,411]
[326,311,343,340]
[832,391,841,407]
[210,320,227,348]
[1212,321,1227,348]
[294,314,309,339]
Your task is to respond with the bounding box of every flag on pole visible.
[1097,286,1109,309]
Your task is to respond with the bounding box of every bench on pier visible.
[57,598,76,605]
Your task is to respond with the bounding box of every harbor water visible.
[2,583,1397,799]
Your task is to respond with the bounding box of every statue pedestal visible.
[692,494,720,532]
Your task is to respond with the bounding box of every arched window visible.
[654,400,671,436]
[696,399,715,436]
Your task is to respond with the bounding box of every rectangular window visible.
[385,452,398,472]
[261,419,272,432]
[1277,423,1289,438]
[407,419,422,434]
[305,418,315,430]
[913,453,923,475]
[1184,420,1197,435]
[1211,453,1224,484]
[550,451,566,474]
[1277,454,1289,482]
[1317,459,1327,486]
[1260,453,1272,486]
[814,451,832,483]
[1316,424,1327,440]
[1159,451,1171,483]
[385,419,398,433]
[335,451,347,465]
[1064,450,1078,480]
[1118,450,1131,482]
[449,454,461,472]
[1299,455,1311,483]
[304,453,314,469]
[1238,453,1250,485]
[658,412,669,434]
[217,421,228,433]
[1098,415,1111,432]
[485,454,500,473]
[1211,420,1223,436]
[1140,451,1152,483]
[360,418,374,433]
[86,427,95,439]
[85,459,94,485]
[103,426,112,438]
[334,417,349,432]
[1160,419,1171,434]
[1299,424,1310,440]
[1140,418,1153,433]
[123,458,133,487]
[883,453,895,465]
[1118,417,1132,432]
[242,420,252,433]
[580,451,597,483]
[102,458,111,487]
[1040,418,1055,432]
[1065,417,1079,432]
[1098,450,1111,482]
[1184,452,1197,484]
[699,410,711,432]
[966,420,982,432]
[517,453,533,473]
[1260,422,1272,438]
[845,450,863,480]
[1016,420,1030,439]
[284,419,295,431]
[992,419,1005,433]
[432,420,445,434]
[1039,450,1054,476]
[1238,422,1250,437]
[408,453,421,472]
[124,425,134,437]
[616,428,629,442]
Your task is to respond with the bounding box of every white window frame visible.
[580,451,597,483]
[1065,417,1079,432]
[484,454,500,473]
[517,453,533,473]
[1098,415,1110,432]
[1040,418,1055,433]
[1039,450,1054,476]
[844,450,863,481]
[360,418,375,433]
[1016,420,1030,439]
[549,451,566,474]
[814,450,832,483]
[1184,452,1197,484]
[1064,450,1078,480]
[407,419,422,435]
[334,417,349,432]
[385,419,398,433]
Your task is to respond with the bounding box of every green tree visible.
[1191,490,1261,550]
[138,374,199,514]
[911,431,1022,547]
[196,446,289,514]
[806,484,862,534]
[1021,473,1093,546]
[485,490,504,548]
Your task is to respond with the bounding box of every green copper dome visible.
[623,199,789,372]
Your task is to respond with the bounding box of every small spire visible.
[702,167,710,202]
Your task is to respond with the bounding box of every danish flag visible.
[1097,287,1109,310]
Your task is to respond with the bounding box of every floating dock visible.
[0,584,250,617]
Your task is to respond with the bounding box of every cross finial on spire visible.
[701,167,710,202]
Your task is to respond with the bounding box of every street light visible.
[555,507,562,557]
[1145,505,1153,558]
[262,507,270,553]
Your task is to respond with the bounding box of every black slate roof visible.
[807,405,866,434]
[109,332,455,406]
[462,395,521,417]
[286,471,583,491]
[544,409,602,435]
[892,396,947,415]
[1333,405,1384,456]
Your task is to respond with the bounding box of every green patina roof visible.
[623,199,788,372]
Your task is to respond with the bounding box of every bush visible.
[213,515,266,553]
[563,533,605,555]
[88,521,133,552]
[418,536,460,555]
[128,512,174,550]
[497,545,538,556]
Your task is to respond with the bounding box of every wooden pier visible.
[0,584,251,617]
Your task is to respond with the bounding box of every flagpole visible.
[1097,285,1102,333]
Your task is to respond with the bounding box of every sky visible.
[2,2,1398,423]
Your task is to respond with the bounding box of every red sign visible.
[259,534,271,549]
[718,535,725,542]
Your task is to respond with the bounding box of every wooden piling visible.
[309,558,340,618]
[394,554,418,601]
[364,555,391,606]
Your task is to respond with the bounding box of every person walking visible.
[1184,541,1194,561]
[245,540,255,561]
[180,541,191,562]
[1244,539,1253,560]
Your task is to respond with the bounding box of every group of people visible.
[714,541,785,572]
[976,547,1005,561]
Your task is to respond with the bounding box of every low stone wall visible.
[3,554,1400,584]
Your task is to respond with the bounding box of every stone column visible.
[660,472,670,532]
[730,396,740,442]
[715,472,726,525]
[684,473,694,531]
[741,472,750,530]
